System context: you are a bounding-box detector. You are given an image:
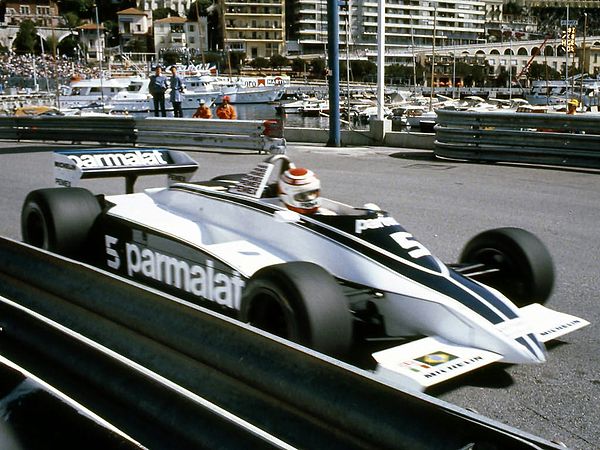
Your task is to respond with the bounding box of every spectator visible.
[566,98,578,115]
[192,99,212,118]
[215,95,236,119]
[148,65,168,117]
[169,65,185,118]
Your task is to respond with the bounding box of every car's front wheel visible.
[240,262,353,357]
[459,227,554,307]
[21,188,102,259]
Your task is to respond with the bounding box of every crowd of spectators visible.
[0,54,101,92]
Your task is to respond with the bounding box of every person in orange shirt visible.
[192,99,212,118]
[215,95,237,119]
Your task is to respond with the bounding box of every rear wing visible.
[54,148,198,193]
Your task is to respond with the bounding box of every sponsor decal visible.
[228,162,274,198]
[416,351,457,366]
[66,150,170,169]
[105,236,245,310]
[354,216,399,234]
[539,319,583,338]
[422,356,484,380]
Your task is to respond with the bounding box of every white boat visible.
[526,77,600,107]
[213,75,289,104]
[107,78,218,114]
[58,77,135,109]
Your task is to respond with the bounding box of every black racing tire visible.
[459,227,554,307]
[240,262,353,357]
[21,188,102,259]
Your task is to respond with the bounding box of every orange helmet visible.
[222,95,231,102]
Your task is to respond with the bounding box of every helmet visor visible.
[294,189,320,202]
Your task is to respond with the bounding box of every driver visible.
[278,166,321,214]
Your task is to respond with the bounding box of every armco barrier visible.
[0,116,285,153]
[0,237,564,449]
[13,115,136,144]
[137,117,286,153]
[435,109,600,169]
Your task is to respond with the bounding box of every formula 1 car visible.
[21,148,589,391]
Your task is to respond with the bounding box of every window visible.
[20,6,30,15]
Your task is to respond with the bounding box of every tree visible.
[187,0,214,20]
[350,59,376,81]
[61,12,81,29]
[13,20,37,54]
[291,57,306,74]
[270,54,288,70]
[58,35,80,58]
[528,62,561,80]
[309,58,326,78]
[153,8,179,20]
[250,57,270,72]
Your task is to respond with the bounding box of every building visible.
[117,7,152,52]
[139,0,193,17]
[1,0,60,27]
[0,1,71,53]
[153,15,208,61]
[223,0,286,59]
[77,23,106,62]
[289,0,487,65]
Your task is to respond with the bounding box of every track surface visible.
[1,141,598,449]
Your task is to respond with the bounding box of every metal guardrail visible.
[8,115,137,144]
[137,117,286,154]
[0,237,563,450]
[434,109,600,169]
[0,116,286,153]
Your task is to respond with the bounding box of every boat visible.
[526,77,600,108]
[58,77,136,109]
[213,75,289,104]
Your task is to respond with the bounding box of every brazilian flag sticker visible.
[416,351,458,367]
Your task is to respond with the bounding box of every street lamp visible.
[93,3,105,110]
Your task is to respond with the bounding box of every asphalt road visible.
[1,141,598,449]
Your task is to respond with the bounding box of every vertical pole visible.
[345,3,351,128]
[565,4,569,104]
[579,12,587,111]
[94,4,105,111]
[377,0,385,120]
[327,0,341,147]
[429,4,436,112]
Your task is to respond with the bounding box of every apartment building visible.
[153,15,208,59]
[223,0,286,59]
[1,0,60,27]
[290,0,486,64]
[138,0,193,17]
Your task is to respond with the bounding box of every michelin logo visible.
[105,236,244,309]
[66,150,169,169]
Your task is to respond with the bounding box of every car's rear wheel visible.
[240,262,353,357]
[459,227,554,307]
[21,188,102,259]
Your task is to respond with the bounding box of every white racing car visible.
[21,148,589,391]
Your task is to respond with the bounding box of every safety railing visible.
[136,117,286,154]
[434,109,600,169]
[0,237,562,450]
[8,115,137,144]
[0,116,286,154]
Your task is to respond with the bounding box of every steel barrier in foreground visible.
[0,236,564,450]
[9,115,136,144]
[435,109,600,169]
[136,117,286,153]
[0,116,286,153]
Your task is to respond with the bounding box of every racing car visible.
[21,148,589,391]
